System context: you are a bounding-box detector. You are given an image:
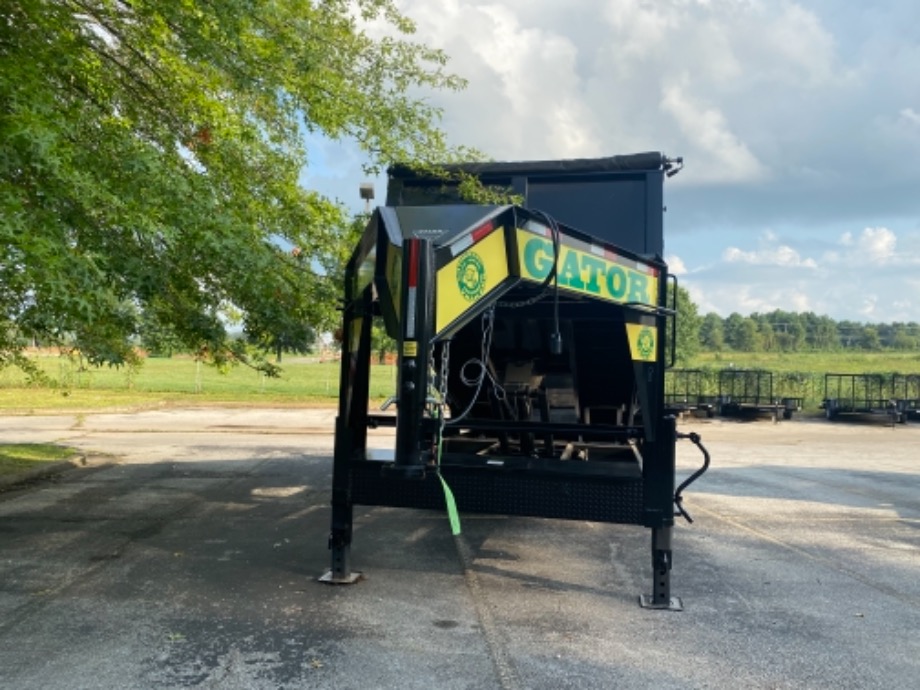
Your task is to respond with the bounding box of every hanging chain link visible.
[437,340,451,453]
[425,338,452,462]
[439,340,451,407]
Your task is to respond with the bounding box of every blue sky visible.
[302,0,920,322]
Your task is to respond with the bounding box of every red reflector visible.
[471,220,494,242]
[408,239,419,288]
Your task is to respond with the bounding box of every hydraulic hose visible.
[674,431,711,523]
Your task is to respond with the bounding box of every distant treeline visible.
[698,310,920,352]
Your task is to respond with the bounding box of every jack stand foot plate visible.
[639,594,683,611]
[319,570,363,585]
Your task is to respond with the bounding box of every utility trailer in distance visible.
[664,368,714,417]
[821,373,906,424]
[892,374,920,421]
[716,368,802,420]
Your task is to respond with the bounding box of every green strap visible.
[435,409,462,535]
[438,473,462,536]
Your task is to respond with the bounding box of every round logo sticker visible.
[457,252,486,302]
[637,327,655,359]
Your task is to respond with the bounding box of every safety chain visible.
[437,339,451,455]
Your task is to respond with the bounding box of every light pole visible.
[359,182,374,213]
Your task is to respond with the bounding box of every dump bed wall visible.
[386,154,667,257]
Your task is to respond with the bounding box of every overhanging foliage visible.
[1,0,472,371]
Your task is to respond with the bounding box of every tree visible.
[891,324,918,350]
[860,326,882,351]
[370,321,397,364]
[811,315,839,350]
[137,307,183,357]
[785,314,807,351]
[270,324,317,363]
[837,321,863,348]
[699,312,725,351]
[1,0,471,373]
[736,317,763,352]
[754,314,776,352]
[723,312,745,350]
[665,284,701,365]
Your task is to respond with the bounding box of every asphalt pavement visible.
[0,409,918,689]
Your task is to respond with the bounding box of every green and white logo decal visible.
[457,252,486,302]
[637,327,655,359]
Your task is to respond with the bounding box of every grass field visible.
[0,354,397,412]
[0,350,918,413]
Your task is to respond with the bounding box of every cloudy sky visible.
[303,0,920,323]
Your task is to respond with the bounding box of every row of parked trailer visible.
[665,369,920,424]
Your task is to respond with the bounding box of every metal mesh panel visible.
[351,463,645,525]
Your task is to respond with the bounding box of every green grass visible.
[2,350,919,414]
[0,355,399,412]
[0,443,77,477]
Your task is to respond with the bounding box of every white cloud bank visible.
[674,226,920,321]
[394,0,869,187]
[307,1,920,321]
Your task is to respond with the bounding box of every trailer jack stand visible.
[319,539,363,584]
[319,570,363,584]
[639,527,683,611]
[319,558,362,584]
[639,589,683,612]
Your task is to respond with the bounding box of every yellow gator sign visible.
[516,228,658,307]
[433,226,660,361]
[625,322,658,362]
[435,229,510,334]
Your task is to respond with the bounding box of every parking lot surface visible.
[1,409,918,689]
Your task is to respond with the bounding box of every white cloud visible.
[758,2,841,87]
[690,283,815,318]
[386,1,604,159]
[825,227,900,266]
[676,225,920,321]
[665,254,687,275]
[387,0,861,181]
[660,80,767,183]
[469,4,596,156]
[722,241,817,268]
[600,0,681,62]
[900,107,920,127]
[858,295,879,318]
[347,0,918,208]
[854,227,897,263]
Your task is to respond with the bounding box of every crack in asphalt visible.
[453,534,523,690]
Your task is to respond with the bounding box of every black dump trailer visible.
[325,153,710,608]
